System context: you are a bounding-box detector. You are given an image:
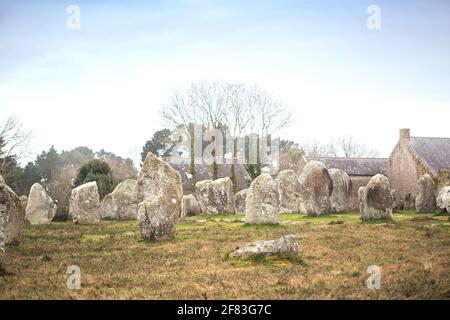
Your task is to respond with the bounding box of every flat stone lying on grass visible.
[213,218,245,223]
[281,221,304,225]
[229,235,299,258]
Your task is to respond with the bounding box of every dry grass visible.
[0,211,449,300]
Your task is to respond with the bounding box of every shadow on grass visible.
[224,252,307,268]
[360,215,399,225]
[328,220,345,225]
[0,265,15,276]
[185,214,245,221]
[396,209,443,216]
[241,223,283,230]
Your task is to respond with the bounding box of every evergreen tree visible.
[141,129,174,163]
[74,159,116,199]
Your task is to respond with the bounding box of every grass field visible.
[0,211,449,300]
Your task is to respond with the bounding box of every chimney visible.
[400,128,410,140]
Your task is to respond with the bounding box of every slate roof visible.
[168,162,251,192]
[409,137,450,175]
[308,157,388,177]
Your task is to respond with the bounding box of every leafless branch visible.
[0,116,33,173]
[299,136,379,158]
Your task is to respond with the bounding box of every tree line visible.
[1,81,380,217]
[142,80,379,191]
[0,122,137,218]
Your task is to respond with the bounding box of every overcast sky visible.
[1,0,449,166]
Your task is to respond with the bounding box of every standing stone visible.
[100,194,116,220]
[329,169,352,213]
[358,187,365,214]
[0,175,23,245]
[19,195,28,216]
[137,197,177,241]
[298,161,333,216]
[279,145,307,176]
[25,183,57,225]
[195,177,234,215]
[415,174,436,213]
[217,177,234,213]
[233,189,248,215]
[360,174,393,221]
[404,193,416,210]
[0,176,6,267]
[137,152,182,241]
[69,181,101,225]
[276,170,302,214]
[390,189,403,213]
[101,179,140,220]
[436,186,450,213]
[181,194,201,218]
[0,200,6,268]
[245,174,280,224]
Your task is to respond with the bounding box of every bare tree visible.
[279,140,307,175]
[161,82,227,183]
[160,81,293,188]
[299,136,380,158]
[299,141,335,158]
[336,136,379,158]
[0,116,33,174]
[161,81,229,132]
[223,84,293,189]
[245,85,293,137]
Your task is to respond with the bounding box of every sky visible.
[1,0,449,166]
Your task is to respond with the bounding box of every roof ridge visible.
[308,156,388,160]
[411,136,450,140]
[407,136,450,175]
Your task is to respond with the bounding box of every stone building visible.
[308,157,388,211]
[167,128,450,207]
[388,129,450,197]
